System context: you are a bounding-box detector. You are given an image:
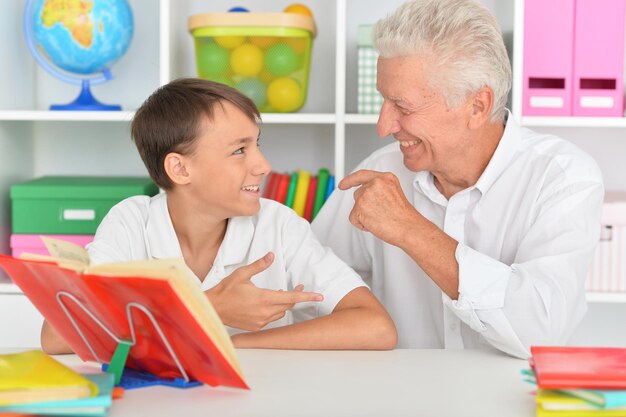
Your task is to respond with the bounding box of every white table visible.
[39,348,534,417]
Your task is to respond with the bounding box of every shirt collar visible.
[473,110,522,195]
[413,109,521,201]
[145,193,254,268]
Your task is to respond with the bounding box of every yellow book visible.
[537,389,626,416]
[0,350,97,406]
[292,169,311,217]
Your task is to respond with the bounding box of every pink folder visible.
[572,0,625,117]
[522,0,575,116]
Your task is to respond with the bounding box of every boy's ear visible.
[164,152,191,186]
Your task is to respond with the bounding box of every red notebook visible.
[273,173,291,204]
[303,176,318,222]
[530,346,626,389]
[0,239,247,389]
[262,172,279,199]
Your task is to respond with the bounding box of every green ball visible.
[197,42,229,77]
[264,43,299,77]
[236,78,267,107]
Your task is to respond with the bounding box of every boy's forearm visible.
[231,288,397,350]
[41,320,73,355]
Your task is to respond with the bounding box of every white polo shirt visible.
[87,194,367,333]
[312,113,604,358]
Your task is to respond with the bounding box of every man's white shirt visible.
[312,113,604,358]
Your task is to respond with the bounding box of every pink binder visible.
[572,0,626,117]
[522,0,575,116]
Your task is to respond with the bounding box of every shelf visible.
[521,116,626,128]
[344,114,379,124]
[586,292,626,303]
[260,113,336,124]
[0,111,337,125]
[0,111,135,122]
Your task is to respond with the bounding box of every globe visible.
[24,0,134,110]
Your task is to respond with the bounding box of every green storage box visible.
[358,24,384,114]
[11,176,159,234]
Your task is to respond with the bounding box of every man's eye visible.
[233,147,244,155]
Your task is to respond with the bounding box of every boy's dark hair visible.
[131,78,261,190]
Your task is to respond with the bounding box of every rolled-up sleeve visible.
[446,179,603,359]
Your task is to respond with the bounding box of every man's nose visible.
[377,102,400,138]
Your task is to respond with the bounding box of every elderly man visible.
[312,0,603,358]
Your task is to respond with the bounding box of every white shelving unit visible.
[0,0,625,348]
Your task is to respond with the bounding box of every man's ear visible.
[467,86,494,130]
[163,152,191,186]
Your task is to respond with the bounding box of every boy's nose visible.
[253,151,272,176]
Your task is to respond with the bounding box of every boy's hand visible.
[205,252,324,331]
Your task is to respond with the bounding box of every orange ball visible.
[283,3,313,17]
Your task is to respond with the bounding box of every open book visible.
[0,237,247,389]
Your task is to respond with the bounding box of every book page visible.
[40,236,90,266]
[18,253,85,272]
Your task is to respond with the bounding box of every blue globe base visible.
[50,80,121,111]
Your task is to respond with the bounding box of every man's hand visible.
[339,169,420,246]
[206,252,324,331]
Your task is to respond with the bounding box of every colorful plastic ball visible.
[236,78,267,107]
[215,36,246,49]
[228,6,249,12]
[230,43,264,76]
[264,43,299,76]
[267,77,302,112]
[197,42,229,77]
[283,3,313,17]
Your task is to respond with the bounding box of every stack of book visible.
[524,346,626,416]
[263,168,335,222]
[0,350,116,416]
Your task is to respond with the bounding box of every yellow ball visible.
[230,43,264,77]
[267,77,302,112]
[215,36,246,49]
[283,3,313,17]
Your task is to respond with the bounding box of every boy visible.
[41,78,397,352]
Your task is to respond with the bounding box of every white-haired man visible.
[312,0,604,358]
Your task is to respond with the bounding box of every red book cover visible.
[0,254,247,389]
[274,173,290,204]
[262,172,279,199]
[303,176,318,222]
[530,346,626,389]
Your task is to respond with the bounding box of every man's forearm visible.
[401,214,460,299]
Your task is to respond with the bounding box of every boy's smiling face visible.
[184,101,271,219]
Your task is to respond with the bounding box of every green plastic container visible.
[11,176,159,234]
[189,12,317,113]
[357,24,383,114]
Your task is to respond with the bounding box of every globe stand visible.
[50,80,121,111]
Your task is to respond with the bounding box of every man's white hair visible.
[373,0,511,122]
